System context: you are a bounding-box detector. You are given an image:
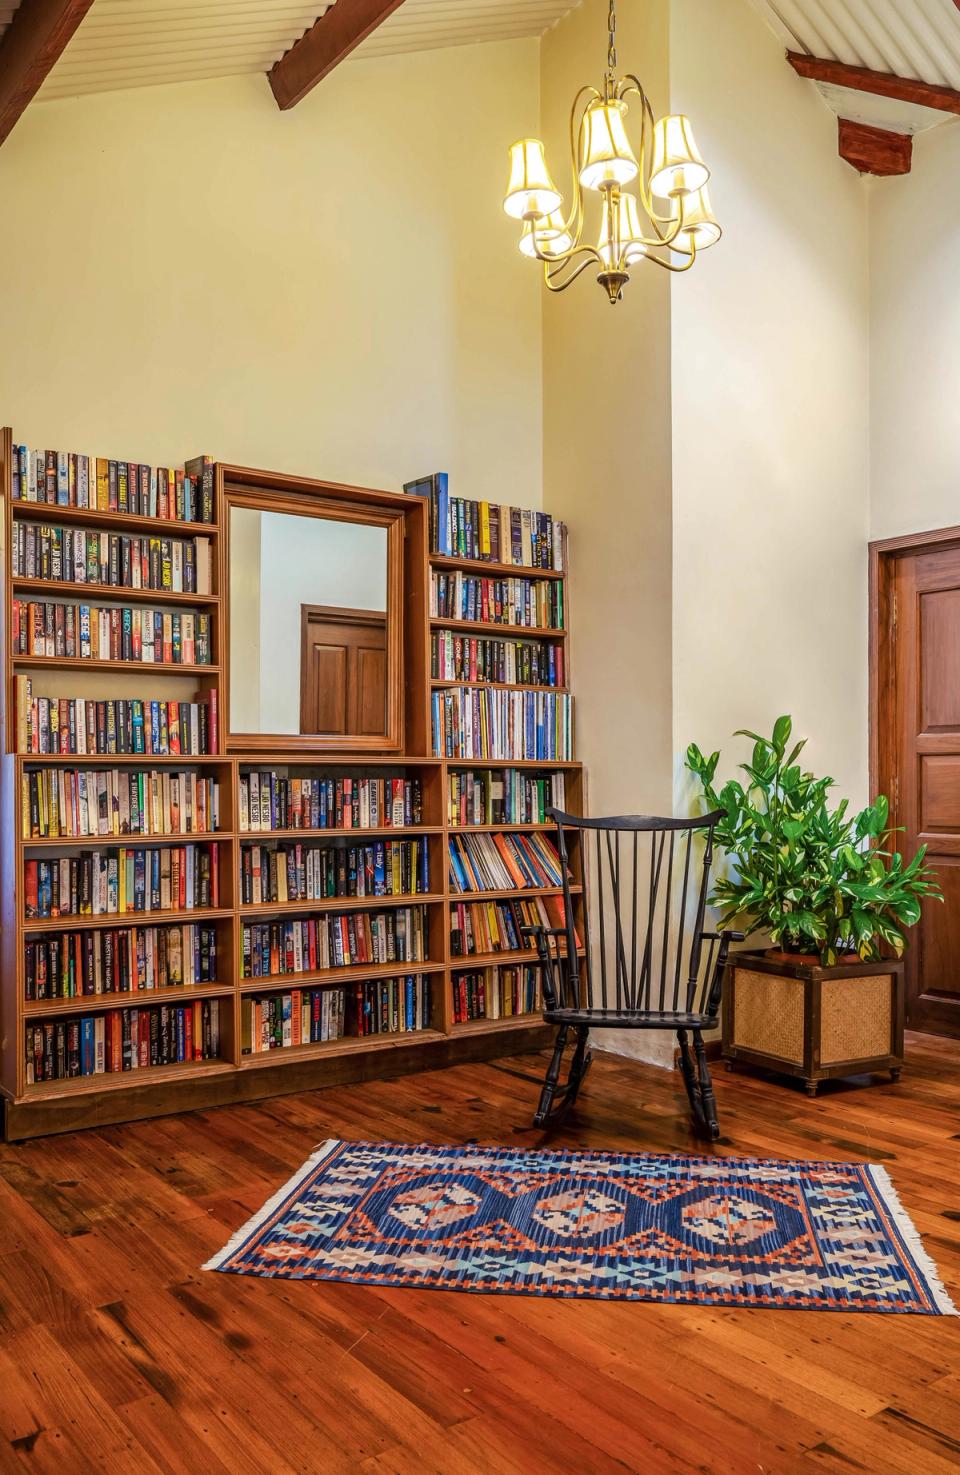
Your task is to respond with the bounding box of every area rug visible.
[203,1140,956,1314]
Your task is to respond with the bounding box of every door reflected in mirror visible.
[230,506,389,739]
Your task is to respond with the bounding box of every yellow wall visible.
[0,42,543,502]
[870,120,960,540]
[670,0,870,811]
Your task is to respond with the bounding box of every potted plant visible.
[686,716,941,1095]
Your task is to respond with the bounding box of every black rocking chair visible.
[524,809,742,1139]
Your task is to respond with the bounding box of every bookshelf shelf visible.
[23,906,233,933]
[429,619,566,639]
[12,578,218,607]
[448,884,582,901]
[13,656,219,676]
[1,429,585,1137]
[239,1027,448,1069]
[430,679,568,694]
[24,831,230,848]
[239,960,447,994]
[24,1057,235,1100]
[430,554,565,581]
[237,892,444,917]
[238,825,442,840]
[12,502,218,537]
[24,983,235,1017]
[453,1013,544,1034]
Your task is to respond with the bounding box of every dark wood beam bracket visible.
[838,118,913,177]
[270,0,408,112]
[0,0,94,146]
[787,50,960,116]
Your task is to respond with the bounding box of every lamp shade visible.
[520,210,574,259]
[678,185,721,249]
[649,115,709,199]
[504,139,562,220]
[598,191,648,268]
[579,101,639,191]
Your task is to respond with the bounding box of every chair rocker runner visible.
[524,809,742,1138]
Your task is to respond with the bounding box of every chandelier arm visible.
[641,242,698,273]
[626,84,677,226]
[543,254,602,293]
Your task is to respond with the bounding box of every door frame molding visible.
[869,523,960,803]
[870,522,960,1034]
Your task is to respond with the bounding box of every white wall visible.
[0,42,543,503]
[870,119,960,540]
[671,0,871,814]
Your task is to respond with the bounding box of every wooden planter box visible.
[722,950,905,1095]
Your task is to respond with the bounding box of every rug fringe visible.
[202,1138,342,1272]
[868,1165,958,1316]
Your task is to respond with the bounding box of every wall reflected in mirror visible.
[230,506,388,738]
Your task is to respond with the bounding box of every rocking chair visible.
[523,809,742,1139]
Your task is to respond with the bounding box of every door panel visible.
[299,606,386,738]
[889,542,960,1035]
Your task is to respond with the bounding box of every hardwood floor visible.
[0,1035,958,1475]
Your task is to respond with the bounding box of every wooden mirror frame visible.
[221,467,405,754]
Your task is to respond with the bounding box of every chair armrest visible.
[702,929,746,944]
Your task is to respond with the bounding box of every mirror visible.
[229,504,393,743]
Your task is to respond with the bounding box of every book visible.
[446,767,565,826]
[451,965,542,1022]
[432,630,564,686]
[423,484,565,570]
[17,680,218,756]
[431,688,573,761]
[24,842,220,919]
[24,922,219,1000]
[240,838,430,904]
[12,600,212,666]
[449,894,579,957]
[11,443,214,524]
[21,767,220,840]
[237,772,422,832]
[448,831,565,893]
[240,905,428,979]
[11,521,211,596]
[25,997,221,1082]
[430,571,563,629]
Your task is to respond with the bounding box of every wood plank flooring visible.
[0,1034,958,1474]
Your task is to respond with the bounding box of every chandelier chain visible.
[607,0,617,73]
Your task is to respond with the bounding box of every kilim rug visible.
[204,1140,956,1314]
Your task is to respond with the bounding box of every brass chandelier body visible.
[503,0,721,303]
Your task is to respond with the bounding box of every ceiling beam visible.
[270,0,408,111]
[838,119,913,177]
[787,51,960,116]
[0,0,94,146]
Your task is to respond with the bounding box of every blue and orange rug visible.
[204,1140,956,1314]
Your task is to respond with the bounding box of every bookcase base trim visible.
[2,1024,554,1140]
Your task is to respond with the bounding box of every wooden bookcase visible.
[0,430,585,1138]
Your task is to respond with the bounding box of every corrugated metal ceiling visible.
[750,0,960,133]
[37,0,582,102]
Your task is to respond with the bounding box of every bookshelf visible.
[0,429,585,1138]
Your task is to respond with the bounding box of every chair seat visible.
[543,1008,711,1030]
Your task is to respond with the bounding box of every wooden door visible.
[877,538,960,1036]
[300,605,387,737]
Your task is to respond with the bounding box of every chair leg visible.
[534,1025,570,1127]
[567,1026,593,1106]
[693,1030,721,1141]
[677,1029,706,1134]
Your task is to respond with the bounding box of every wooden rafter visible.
[837,119,913,177]
[0,0,94,147]
[270,0,408,112]
[787,51,960,116]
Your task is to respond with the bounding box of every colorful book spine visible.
[24,923,219,1000]
[431,688,573,761]
[240,905,428,978]
[11,444,214,524]
[25,998,221,1082]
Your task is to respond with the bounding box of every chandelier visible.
[502,0,721,304]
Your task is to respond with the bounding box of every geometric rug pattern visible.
[204,1140,956,1314]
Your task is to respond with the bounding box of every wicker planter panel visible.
[732,969,804,1064]
[821,974,893,1064]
